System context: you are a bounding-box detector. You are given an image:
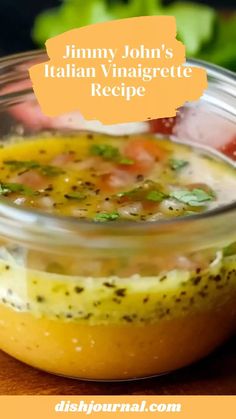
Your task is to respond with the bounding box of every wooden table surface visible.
[0,335,236,395]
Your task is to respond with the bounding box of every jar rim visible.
[0,50,235,250]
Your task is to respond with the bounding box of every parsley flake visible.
[90,144,134,165]
[94,212,120,222]
[169,159,189,171]
[4,160,64,177]
[0,182,36,196]
[119,157,135,165]
[90,144,120,160]
[170,188,214,207]
[146,190,167,202]
[116,181,167,203]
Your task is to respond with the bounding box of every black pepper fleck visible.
[74,286,84,293]
[198,291,207,298]
[112,298,121,304]
[122,315,133,323]
[193,276,201,285]
[103,282,116,288]
[36,296,45,303]
[115,288,126,297]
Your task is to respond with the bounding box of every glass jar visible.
[0,51,235,381]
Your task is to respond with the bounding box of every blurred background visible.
[0,0,235,71]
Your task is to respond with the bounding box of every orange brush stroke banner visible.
[29,16,207,125]
[1,396,236,419]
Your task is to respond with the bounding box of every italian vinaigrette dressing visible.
[0,132,236,379]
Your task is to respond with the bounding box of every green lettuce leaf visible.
[32,0,236,72]
[32,0,215,58]
[164,2,216,56]
[197,14,236,70]
[32,0,112,44]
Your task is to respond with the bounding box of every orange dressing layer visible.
[0,302,235,380]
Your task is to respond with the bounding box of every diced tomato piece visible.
[14,170,48,189]
[149,117,176,135]
[99,169,135,191]
[220,137,236,161]
[123,138,165,174]
[51,152,75,166]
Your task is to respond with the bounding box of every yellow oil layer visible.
[0,302,235,380]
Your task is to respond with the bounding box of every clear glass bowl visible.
[0,51,235,381]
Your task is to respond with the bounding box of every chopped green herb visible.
[169,159,189,171]
[90,144,120,160]
[116,181,167,203]
[64,192,86,200]
[0,182,36,196]
[40,165,64,176]
[90,144,134,165]
[146,190,166,202]
[119,157,135,165]
[170,188,214,207]
[4,160,39,170]
[4,160,64,177]
[94,212,120,222]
